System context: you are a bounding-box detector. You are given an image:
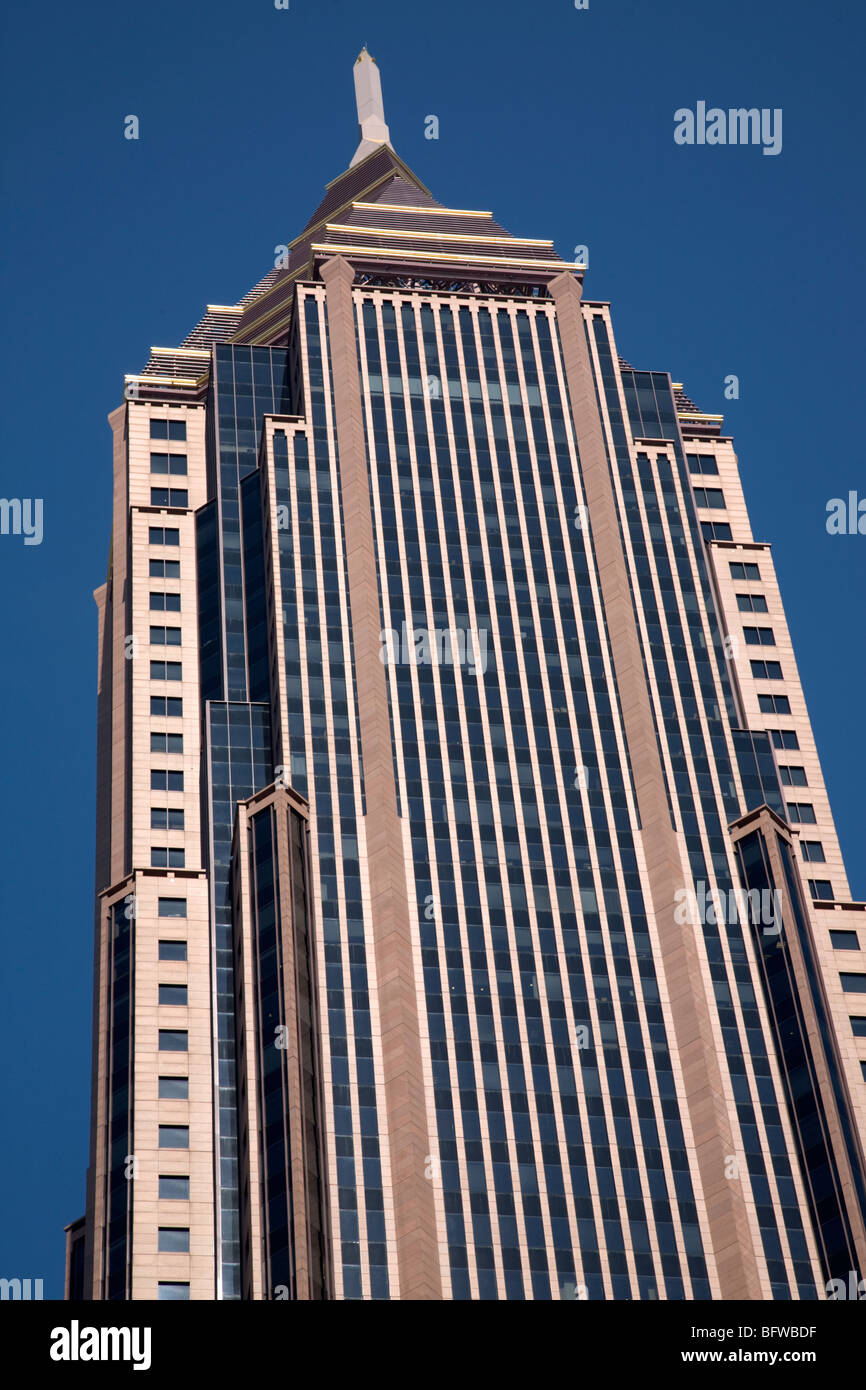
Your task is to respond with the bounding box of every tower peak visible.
[351,48,391,168]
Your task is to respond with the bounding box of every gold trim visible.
[326,221,553,248]
[352,200,493,219]
[206,305,243,313]
[149,346,210,358]
[125,373,207,388]
[311,242,565,271]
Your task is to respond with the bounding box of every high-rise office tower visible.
[69,51,866,1302]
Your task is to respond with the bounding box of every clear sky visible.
[1,0,863,1297]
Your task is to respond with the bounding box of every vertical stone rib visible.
[549,270,764,1300]
[320,255,442,1300]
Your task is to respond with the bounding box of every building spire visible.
[350,47,391,167]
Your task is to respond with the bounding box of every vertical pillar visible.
[550,269,764,1299]
[320,255,442,1300]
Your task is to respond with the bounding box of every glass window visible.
[158,1076,189,1099]
[800,841,825,863]
[758,693,791,714]
[736,593,769,613]
[150,454,187,476]
[150,558,181,577]
[157,1283,190,1300]
[770,729,799,750]
[687,453,719,474]
[151,770,184,791]
[744,626,775,646]
[168,420,186,441]
[159,984,188,1006]
[158,1176,190,1199]
[151,847,185,867]
[149,527,179,546]
[787,802,816,824]
[158,1031,188,1052]
[779,766,808,786]
[150,487,188,508]
[158,1126,189,1149]
[701,520,733,541]
[158,1228,190,1253]
[808,879,834,900]
[150,733,184,754]
[840,973,866,993]
[694,487,725,508]
[830,931,859,950]
[159,940,188,961]
[150,420,169,440]
[150,593,181,612]
[851,1017,866,1037]
[150,697,183,717]
[158,899,187,918]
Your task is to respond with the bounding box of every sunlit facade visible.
[69,51,866,1301]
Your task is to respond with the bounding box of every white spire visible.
[350,47,391,167]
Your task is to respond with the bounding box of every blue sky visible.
[0,0,863,1296]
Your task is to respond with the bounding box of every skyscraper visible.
[69,50,866,1302]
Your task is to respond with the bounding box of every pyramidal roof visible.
[135,55,572,383]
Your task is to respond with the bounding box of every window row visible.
[693,487,725,509]
[801,840,825,863]
[151,697,182,717]
[151,558,180,577]
[830,930,858,950]
[743,626,775,646]
[150,488,188,508]
[151,453,188,475]
[152,769,184,791]
[158,984,188,1005]
[809,879,834,901]
[687,453,719,475]
[758,693,790,715]
[151,733,183,753]
[152,847,185,867]
[736,592,768,613]
[750,659,783,679]
[779,765,807,787]
[150,419,186,441]
[770,728,799,750]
